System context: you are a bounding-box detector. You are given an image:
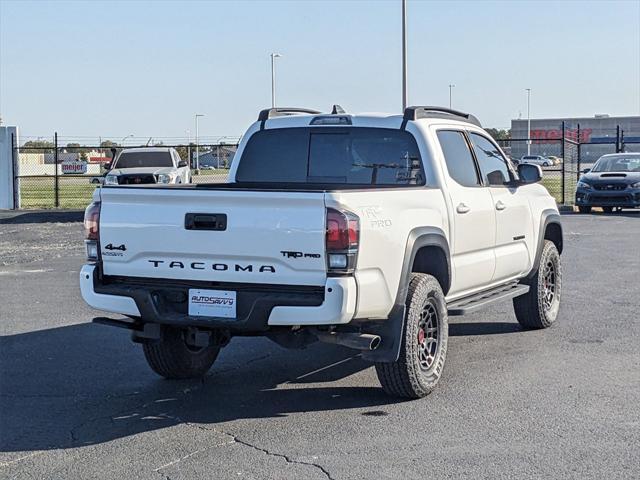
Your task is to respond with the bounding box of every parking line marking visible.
[282,354,362,384]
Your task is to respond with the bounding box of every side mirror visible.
[104,162,112,171]
[581,168,591,174]
[517,163,542,184]
[178,160,188,168]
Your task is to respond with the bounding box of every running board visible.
[447,283,529,316]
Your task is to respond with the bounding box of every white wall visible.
[15,162,102,176]
[0,126,18,209]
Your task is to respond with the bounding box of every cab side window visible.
[436,130,481,187]
[469,133,511,186]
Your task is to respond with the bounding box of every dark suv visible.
[575,153,640,213]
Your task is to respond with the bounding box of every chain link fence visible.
[498,122,634,205]
[11,134,238,209]
[11,127,639,209]
[497,138,564,202]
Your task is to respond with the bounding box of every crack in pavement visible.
[153,439,236,473]
[19,352,335,477]
[171,419,335,480]
[231,435,335,480]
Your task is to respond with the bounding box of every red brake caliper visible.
[417,328,425,345]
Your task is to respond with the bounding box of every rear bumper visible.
[79,264,356,331]
[576,189,640,207]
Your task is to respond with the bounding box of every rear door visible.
[98,187,328,286]
[435,129,496,296]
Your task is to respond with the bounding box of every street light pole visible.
[270,53,282,108]
[401,0,408,110]
[195,114,204,172]
[448,84,455,109]
[121,134,133,146]
[186,129,191,167]
[526,88,531,155]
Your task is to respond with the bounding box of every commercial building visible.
[511,115,640,164]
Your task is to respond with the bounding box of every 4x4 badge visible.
[104,243,126,251]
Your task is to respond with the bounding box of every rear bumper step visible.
[447,283,529,316]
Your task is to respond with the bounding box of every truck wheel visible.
[578,206,591,214]
[513,240,561,329]
[142,327,220,379]
[375,273,448,399]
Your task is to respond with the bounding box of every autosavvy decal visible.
[191,295,234,306]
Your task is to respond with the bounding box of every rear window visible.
[235,127,425,186]
[115,151,174,169]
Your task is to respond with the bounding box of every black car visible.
[575,153,640,213]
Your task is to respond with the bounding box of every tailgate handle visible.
[185,213,227,231]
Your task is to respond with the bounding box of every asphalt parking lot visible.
[1,210,638,480]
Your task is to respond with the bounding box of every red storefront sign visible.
[529,128,592,143]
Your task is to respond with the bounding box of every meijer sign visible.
[61,161,88,174]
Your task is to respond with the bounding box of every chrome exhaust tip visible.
[315,331,381,351]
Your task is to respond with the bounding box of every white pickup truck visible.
[104,147,191,185]
[80,106,563,399]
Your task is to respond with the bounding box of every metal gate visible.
[561,135,579,205]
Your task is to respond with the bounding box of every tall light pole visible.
[448,84,455,109]
[401,0,408,110]
[186,129,191,167]
[526,88,532,155]
[121,134,134,146]
[270,53,282,108]
[195,114,204,172]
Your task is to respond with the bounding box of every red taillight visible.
[326,208,359,251]
[84,201,101,240]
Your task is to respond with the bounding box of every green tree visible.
[175,143,195,164]
[485,128,511,141]
[65,142,82,153]
[100,140,119,158]
[22,140,54,153]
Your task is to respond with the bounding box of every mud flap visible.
[361,304,406,363]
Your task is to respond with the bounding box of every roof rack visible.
[258,105,349,129]
[257,107,322,122]
[402,106,482,128]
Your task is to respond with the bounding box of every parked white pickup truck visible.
[80,106,563,399]
[104,147,191,185]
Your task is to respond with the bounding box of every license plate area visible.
[188,289,237,318]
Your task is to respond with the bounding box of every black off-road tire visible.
[513,240,561,329]
[578,206,591,214]
[375,273,448,399]
[143,327,220,379]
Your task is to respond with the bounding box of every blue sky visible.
[1,0,639,142]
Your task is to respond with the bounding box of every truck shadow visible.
[0,210,84,224]
[1,318,530,453]
[449,322,523,336]
[0,322,392,453]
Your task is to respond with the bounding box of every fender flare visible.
[363,227,450,363]
[527,210,563,278]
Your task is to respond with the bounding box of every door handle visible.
[185,213,227,231]
[495,201,507,211]
[456,203,471,214]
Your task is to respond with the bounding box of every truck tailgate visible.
[98,187,328,286]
